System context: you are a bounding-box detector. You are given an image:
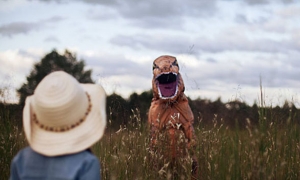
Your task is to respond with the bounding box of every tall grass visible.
[0,105,27,178]
[93,106,300,179]
[1,103,300,179]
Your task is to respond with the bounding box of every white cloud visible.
[0,49,41,103]
[0,50,36,75]
[277,6,300,18]
[96,74,151,99]
[1,0,300,107]
[0,0,27,12]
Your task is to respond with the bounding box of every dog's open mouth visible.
[155,72,178,99]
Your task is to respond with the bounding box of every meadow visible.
[1,102,300,179]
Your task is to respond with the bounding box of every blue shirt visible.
[10,147,101,180]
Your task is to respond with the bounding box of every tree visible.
[128,90,152,121]
[106,93,130,129]
[17,49,93,105]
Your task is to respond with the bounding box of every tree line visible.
[2,49,299,130]
[2,89,299,130]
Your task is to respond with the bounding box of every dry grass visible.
[1,107,300,179]
[93,108,300,179]
[0,105,27,178]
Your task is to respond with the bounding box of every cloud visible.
[96,74,151,98]
[277,6,300,18]
[181,51,300,95]
[128,17,185,29]
[110,34,195,55]
[85,7,117,20]
[2,0,299,106]
[243,0,270,5]
[35,0,218,29]
[110,31,300,55]
[235,14,249,24]
[0,16,65,37]
[31,0,67,3]
[211,37,298,53]
[243,0,294,5]
[0,49,40,75]
[79,0,218,17]
[0,49,40,102]
[0,1,27,12]
[0,21,42,37]
[76,51,153,97]
[80,52,151,78]
[83,0,219,30]
[44,35,60,43]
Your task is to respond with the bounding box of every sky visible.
[0,0,300,107]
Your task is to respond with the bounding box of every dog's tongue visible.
[158,81,177,97]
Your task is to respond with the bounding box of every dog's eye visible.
[153,62,158,70]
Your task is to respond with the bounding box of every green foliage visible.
[105,89,300,131]
[128,90,152,121]
[17,49,93,105]
[107,93,130,129]
[106,90,153,129]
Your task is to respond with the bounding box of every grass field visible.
[1,105,300,179]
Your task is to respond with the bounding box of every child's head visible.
[22,71,106,156]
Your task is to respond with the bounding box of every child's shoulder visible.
[13,146,32,157]
[70,149,98,161]
[11,146,34,163]
[13,146,97,162]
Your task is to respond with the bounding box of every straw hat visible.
[23,71,107,156]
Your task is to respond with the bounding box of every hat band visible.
[32,92,92,132]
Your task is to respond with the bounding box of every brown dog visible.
[148,55,198,178]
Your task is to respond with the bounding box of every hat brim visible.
[23,84,107,156]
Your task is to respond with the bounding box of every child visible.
[10,71,107,180]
